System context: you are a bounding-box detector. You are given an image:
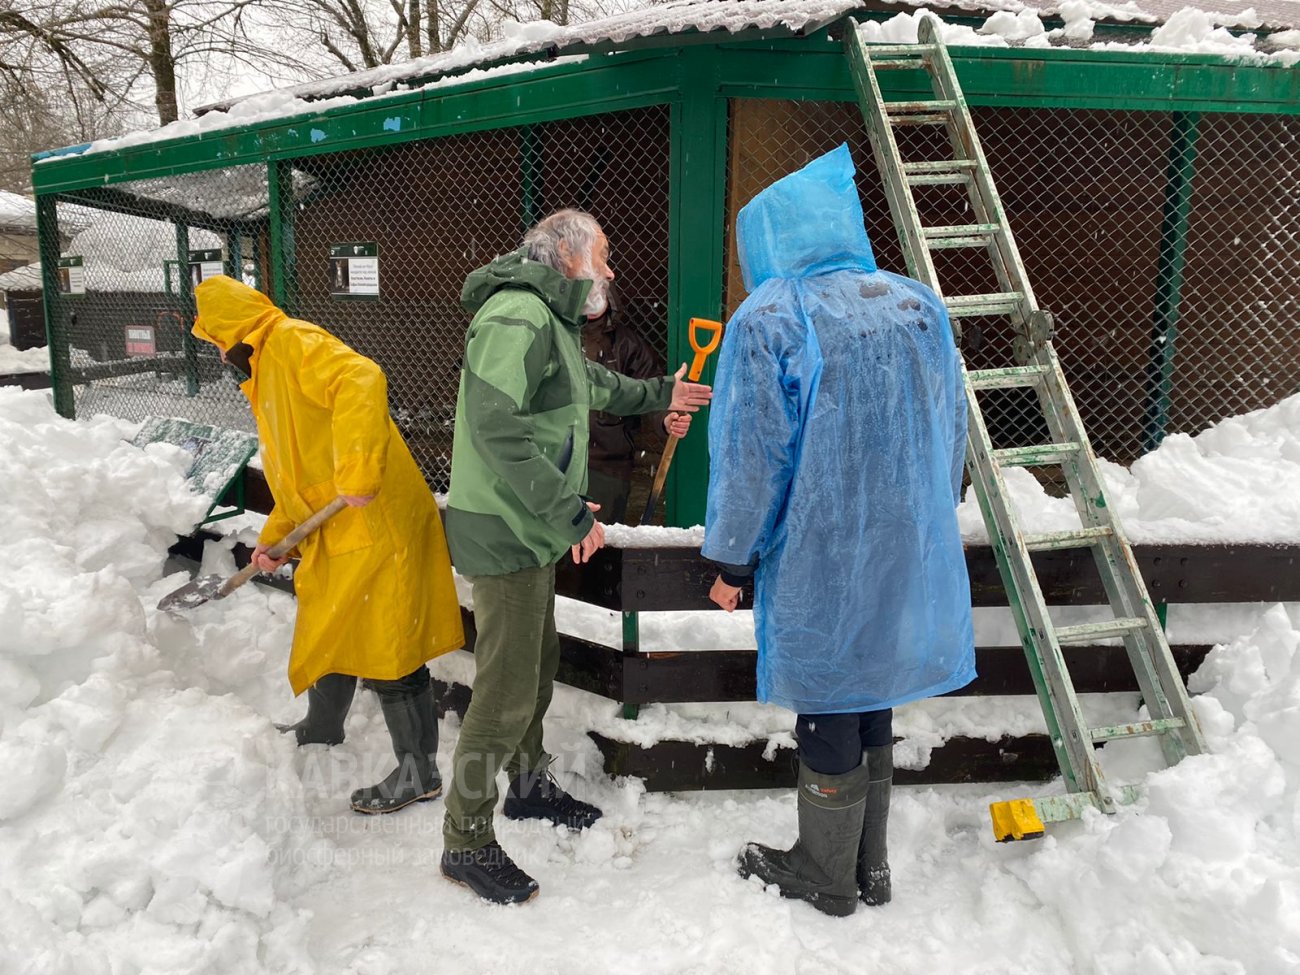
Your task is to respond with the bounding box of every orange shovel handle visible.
[686,318,723,381]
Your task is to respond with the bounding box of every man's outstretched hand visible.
[670,364,712,413]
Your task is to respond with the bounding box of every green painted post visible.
[175,222,200,395]
[268,160,298,314]
[665,49,728,527]
[35,195,74,418]
[622,610,640,720]
[520,125,544,232]
[1142,111,1200,452]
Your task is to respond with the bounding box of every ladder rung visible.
[871,58,928,70]
[945,292,1024,317]
[927,236,991,250]
[924,223,1001,239]
[1090,718,1186,744]
[1054,617,1149,645]
[991,442,1080,467]
[902,160,977,174]
[884,99,957,113]
[1023,526,1115,552]
[865,43,937,57]
[967,366,1045,390]
[906,172,973,186]
[888,115,950,127]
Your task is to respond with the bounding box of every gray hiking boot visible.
[351,684,442,814]
[275,673,357,746]
[858,745,892,906]
[737,760,869,917]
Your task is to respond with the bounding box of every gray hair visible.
[523,209,603,273]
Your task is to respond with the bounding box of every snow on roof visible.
[0,212,220,294]
[38,0,1299,165]
[200,0,867,110]
[0,191,38,232]
[0,191,98,235]
[195,0,1298,112]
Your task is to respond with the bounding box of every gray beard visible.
[579,263,608,317]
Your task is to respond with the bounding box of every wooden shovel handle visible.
[218,497,350,598]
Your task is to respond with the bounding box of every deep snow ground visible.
[1,386,1298,974]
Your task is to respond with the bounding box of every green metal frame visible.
[35,196,73,417]
[30,27,1300,521]
[267,159,297,314]
[1143,111,1201,451]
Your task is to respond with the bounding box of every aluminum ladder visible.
[843,15,1207,839]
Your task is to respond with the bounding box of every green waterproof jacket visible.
[445,249,674,576]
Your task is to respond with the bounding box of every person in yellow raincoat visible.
[192,275,464,814]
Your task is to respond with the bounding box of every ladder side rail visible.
[963,376,1119,807]
[920,17,1040,323]
[1035,348,1208,756]
[1034,346,1190,765]
[844,30,941,291]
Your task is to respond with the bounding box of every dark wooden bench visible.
[175,466,1300,791]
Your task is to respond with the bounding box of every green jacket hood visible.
[460,249,592,326]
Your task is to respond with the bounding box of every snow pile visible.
[0,307,50,374]
[1090,3,1299,64]
[957,391,1300,544]
[1,386,1299,971]
[0,389,326,970]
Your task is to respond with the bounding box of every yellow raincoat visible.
[193,276,464,694]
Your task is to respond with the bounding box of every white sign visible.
[58,257,86,295]
[329,243,380,298]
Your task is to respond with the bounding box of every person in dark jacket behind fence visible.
[703,144,976,918]
[439,209,712,905]
[581,286,683,523]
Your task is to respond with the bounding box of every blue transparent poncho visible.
[702,144,976,714]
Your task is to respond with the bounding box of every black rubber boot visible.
[441,840,539,905]
[350,684,442,814]
[737,761,869,918]
[858,745,892,906]
[275,673,357,746]
[503,769,602,831]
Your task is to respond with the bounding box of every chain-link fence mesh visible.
[49,164,271,432]
[724,98,1300,465]
[39,106,672,496]
[32,95,1299,493]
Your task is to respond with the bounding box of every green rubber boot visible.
[858,745,893,906]
[351,684,442,814]
[737,760,869,917]
[275,673,357,746]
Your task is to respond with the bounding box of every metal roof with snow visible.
[197,0,1300,115]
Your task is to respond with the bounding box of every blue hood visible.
[736,143,878,292]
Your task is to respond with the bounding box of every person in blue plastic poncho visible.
[702,144,976,918]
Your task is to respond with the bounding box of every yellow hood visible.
[192,275,284,350]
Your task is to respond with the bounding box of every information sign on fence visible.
[57,257,85,295]
[329,242,380,298]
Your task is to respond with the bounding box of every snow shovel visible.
[639,318,723,525]
[158,497,349,613]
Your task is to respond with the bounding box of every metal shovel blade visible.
[157,574,229,613]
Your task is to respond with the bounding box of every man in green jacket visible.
[440,209,712,905]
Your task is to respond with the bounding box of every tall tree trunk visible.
[427,0,440,53]
[408,0,422,57]
[142,0,178,123]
